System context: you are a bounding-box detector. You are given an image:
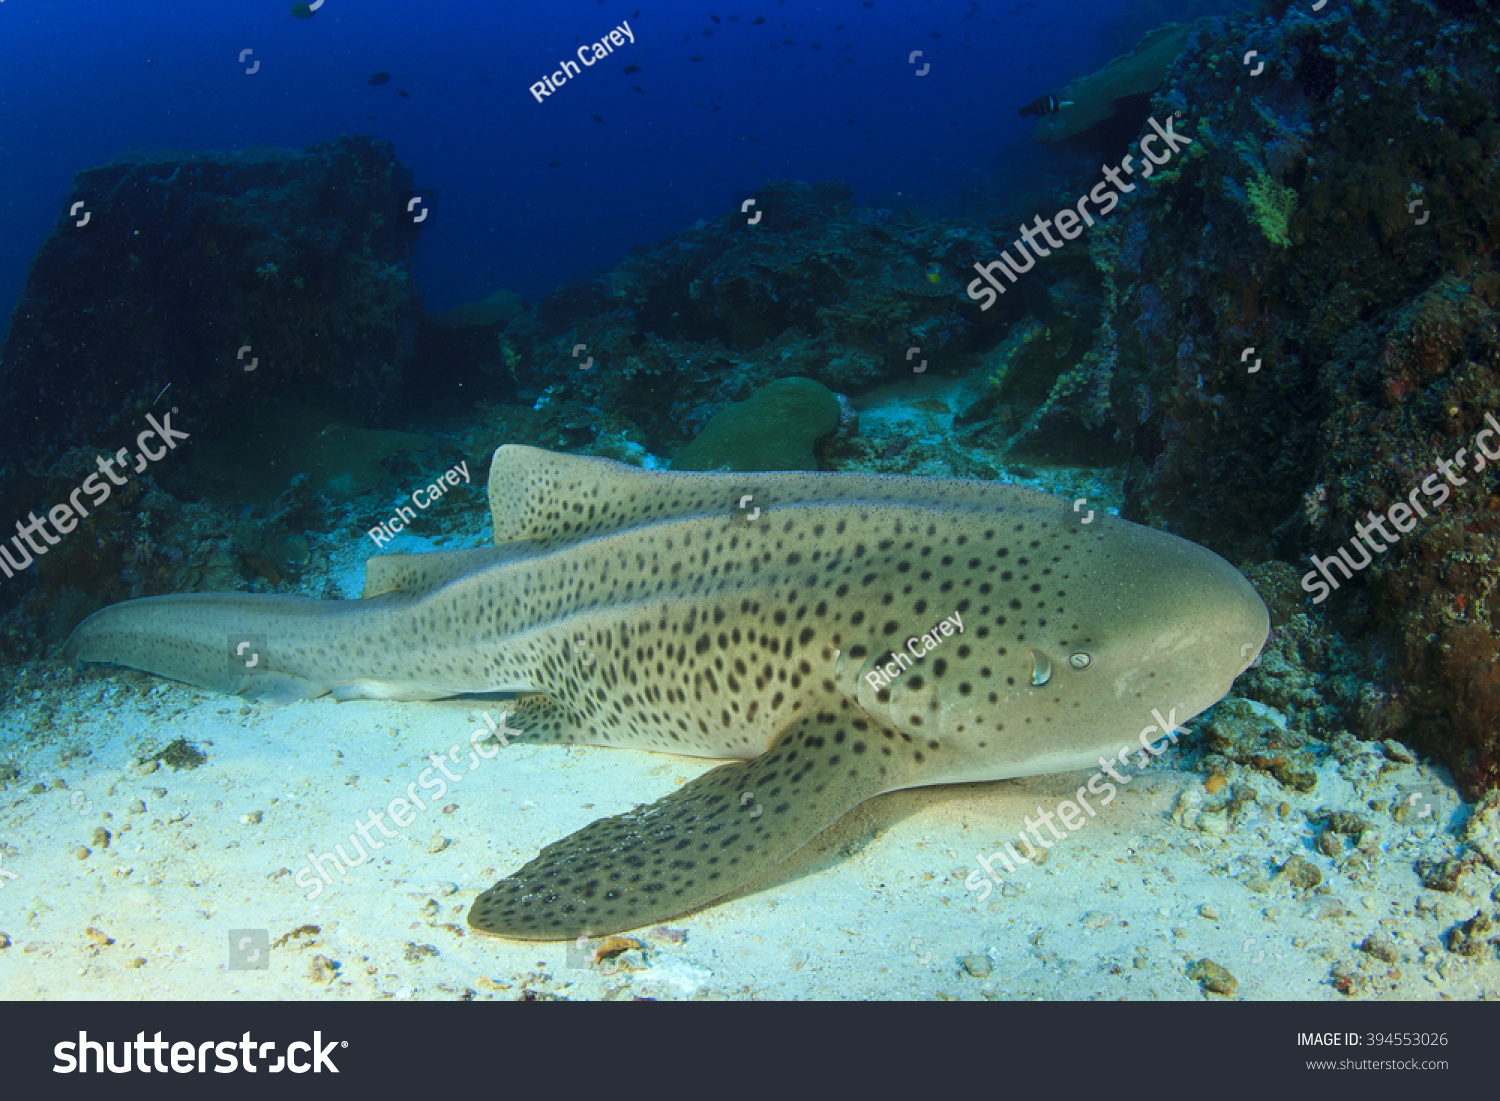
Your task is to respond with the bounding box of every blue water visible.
[0,0,1244,322]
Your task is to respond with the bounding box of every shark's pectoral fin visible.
[468,708,914,940]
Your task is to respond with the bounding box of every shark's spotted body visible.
[64,446,1269,939]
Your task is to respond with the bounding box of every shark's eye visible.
[1068,652,1093,670]
[1030,650,1053,687]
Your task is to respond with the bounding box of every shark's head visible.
[850,506,1270,785]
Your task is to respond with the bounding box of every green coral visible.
[671,377,841,472]
[499,335,523,375]
[1247,169,1297,248]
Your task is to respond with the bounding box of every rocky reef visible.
[993,0,1500,795]
[0,135,423,492]
[0,135,434,636]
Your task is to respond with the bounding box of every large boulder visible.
[0,135,424,492]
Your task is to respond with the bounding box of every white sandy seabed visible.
[1,662,1499,1002]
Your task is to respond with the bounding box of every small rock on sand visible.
[1186,958,1238,996]
[962,954,991,978]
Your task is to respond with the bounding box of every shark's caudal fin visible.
[61,593,348,700]
[61,546,538,702]
[468,707,918,940]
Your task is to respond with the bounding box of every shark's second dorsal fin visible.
[486,444,1079,548]
[361,545,540,599]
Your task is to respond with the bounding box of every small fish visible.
[1018,93,1072,117]
[689,55,705,61]
[368,71,391,85]
[547,161,561,167]
[752,16,765,24]
[925,262,943,284]
[397,89,409,98]
[632,85,645,93]
[289,1,316,18]
[591,113,604,123]
[623,64,641,74]
[710,14,721,22]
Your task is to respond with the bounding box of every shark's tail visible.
[62,593,365,703]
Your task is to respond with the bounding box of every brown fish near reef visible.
[64,447,1269,941]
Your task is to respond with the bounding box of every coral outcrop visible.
[671,377,841,471]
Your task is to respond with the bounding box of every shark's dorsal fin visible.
[361,545,540,599]
[486,444,1081,548]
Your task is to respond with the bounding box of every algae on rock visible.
[1247,170,1298,249]
[671,377,841,472]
